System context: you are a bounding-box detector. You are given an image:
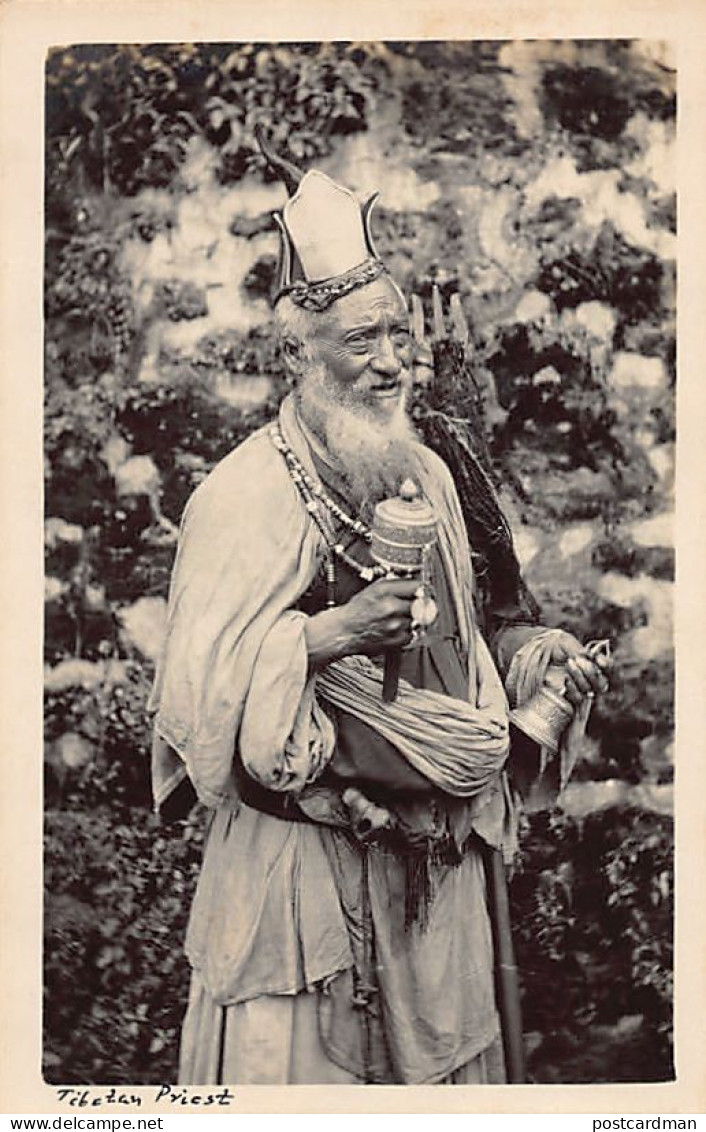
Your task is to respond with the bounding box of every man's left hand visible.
[550,632,611,709]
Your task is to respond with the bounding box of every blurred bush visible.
[511,806,673,1082]
[45,42,382,202]
[44,808,205,1083]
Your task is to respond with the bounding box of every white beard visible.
[296,361,421,514]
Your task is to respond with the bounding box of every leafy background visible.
[43,40,675,1084]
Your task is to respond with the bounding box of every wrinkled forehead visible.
[316,275,407,337]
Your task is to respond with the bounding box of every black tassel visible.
[418,410,540,626]
[404,854,433,932]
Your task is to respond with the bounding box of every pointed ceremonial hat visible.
[256,127,385,312]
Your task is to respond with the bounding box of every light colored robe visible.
[148,394,582,1083]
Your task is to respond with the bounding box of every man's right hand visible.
[305,578,419,669]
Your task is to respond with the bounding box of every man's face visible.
[290,275,419,506]
[304,275,412,420]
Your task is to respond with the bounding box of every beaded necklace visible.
[270,425,388,606]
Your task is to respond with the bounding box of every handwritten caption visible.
[56,1087,236,1109]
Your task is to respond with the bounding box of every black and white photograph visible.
[1,1,704,1118]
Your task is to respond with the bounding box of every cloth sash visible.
[317,651,508,797]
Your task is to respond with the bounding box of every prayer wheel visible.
[371,478,438,574]
[371,479,438,702]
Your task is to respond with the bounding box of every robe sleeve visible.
[149,427,334,811]
[238,611,336,792]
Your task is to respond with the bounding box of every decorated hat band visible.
[277,257,387,313]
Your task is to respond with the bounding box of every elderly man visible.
[149,143,608,1086]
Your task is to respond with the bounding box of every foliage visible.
[45,660,154,811]
[46,42,381,206]
[393,41,529,157]
[591,537,673,581]
[152,279,209,322]
[43,374,121,560]
[157,325,287,389]
[46,230,136,369]
[44,338,287,624]
[542,64,632,143]
[539,47,675,173]
[115,359,288,526]
[488,323,621,474]
[590,655,674,783]
[512,806,673,1082]
[536,223,669,329]
[44,808,205,1083]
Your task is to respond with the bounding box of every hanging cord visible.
[350,846,377,1082]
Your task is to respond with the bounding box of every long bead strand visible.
[270,426,388,590]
